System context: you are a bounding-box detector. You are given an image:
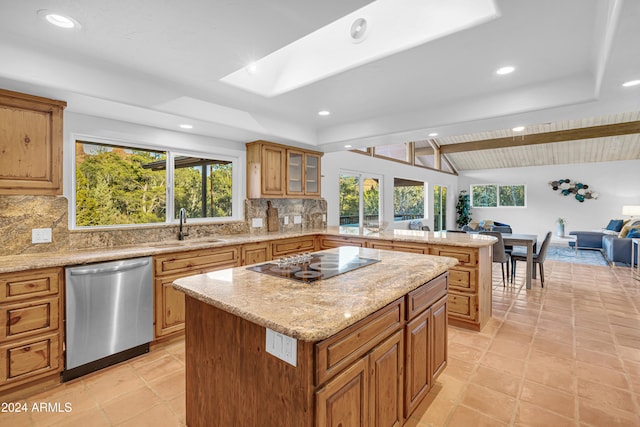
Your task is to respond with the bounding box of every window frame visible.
[470,184,527,208]
[70,135,242,229]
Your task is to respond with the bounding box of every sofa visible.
[569,219,640,265]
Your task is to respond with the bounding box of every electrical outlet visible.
[293,215,302,224]
[265,328,297,366]
[32,228,52,244]
[284,216,289,225]
[252,218,263,228]
[322,214,327,222]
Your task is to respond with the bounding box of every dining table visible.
[502,233,538,289]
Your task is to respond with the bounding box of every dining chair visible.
[480,231,510,286]
[510,231,552,287]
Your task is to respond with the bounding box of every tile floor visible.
[2,260,639,426]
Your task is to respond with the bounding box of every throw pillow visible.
[468,220,479,230]
[605,219,624,232]
[482,219,494,230]
[627,227,640,239]
[619,222,636,238]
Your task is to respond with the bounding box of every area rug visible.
[546,246,608,266]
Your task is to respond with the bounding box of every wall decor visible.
[548,179,599,202]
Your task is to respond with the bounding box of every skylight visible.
[220,0,499,97]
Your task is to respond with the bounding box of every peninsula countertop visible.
[0,227,494,274]
[172,246,458,342]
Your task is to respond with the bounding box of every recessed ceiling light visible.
[37,10,80,29]
[179,124,193,129]
[318,110,331,116]
[246,62,258,75]
[428,132,438,137]
[496,66,515,75]
[512,126,525,132]
[350,18,369,43]
[344,145,352,148]
[622,79,640,87]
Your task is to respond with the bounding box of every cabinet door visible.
[262,144,286,196]
[155,276,186,338]
[287,149,304,195]
[0,90,66,195]
[431,296,448,380]
[369,330,403,427]
[316,356,369,427]
[241,242,271,265]
[404,307,431,418]
[0,332,60,386]
[304,153,321,196]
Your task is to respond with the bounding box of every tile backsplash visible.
[1,195,327,256]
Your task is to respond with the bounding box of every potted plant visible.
[456,190,472,229]
[556,217,567,237]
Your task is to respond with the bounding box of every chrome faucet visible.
[178,208,189,240]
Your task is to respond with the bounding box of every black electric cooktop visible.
[247,251,380,283]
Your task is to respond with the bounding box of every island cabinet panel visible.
[318,235,367,249]
[368,329,404,427]
[0,89,66,195]
[316,356,369,427]
[153,246,240,339]
[0,267,63,395]
[185,296,316,427]
[240,241,271,265]
[271,235,317,258]
[366,240,428,254]
[403,274,448,419]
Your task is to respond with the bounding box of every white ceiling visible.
[1,0,639,169]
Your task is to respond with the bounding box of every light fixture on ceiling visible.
[37,10,80,29]
[622,79,640,87]
[512,126,525,132]
[428,132,438,137]
[318,110,331,116]
[179,124,193,129]
[350,17,369,43]
[496,66,515,75]
[344,145,352,148]
[246,62,258,75]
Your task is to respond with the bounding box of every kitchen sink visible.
[150,238,226,247]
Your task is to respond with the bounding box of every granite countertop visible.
[173,246,458,341]
[0,227,494,274]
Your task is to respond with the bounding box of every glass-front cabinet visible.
[286,149,321,196]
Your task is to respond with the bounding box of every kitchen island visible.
[173,246,458,427]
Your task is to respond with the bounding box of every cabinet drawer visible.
[0,332,60,383]
[318,236,366,249]
[0,297,59,341]
[367,241,427,254]
[406,273,448,320]
[448,267,477,292]
[429,246,477,266]
[154,246,240,276]
[447,292,477,321]
[316,298,404,386]
[0,268,60,303]
[271,237,317,258]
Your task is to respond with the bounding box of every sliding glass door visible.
[433,185,447,231]
[339,172,382,228]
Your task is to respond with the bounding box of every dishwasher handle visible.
[68,259,150,276]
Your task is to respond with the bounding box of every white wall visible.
[458,160,640,240]
[321,151,459,230]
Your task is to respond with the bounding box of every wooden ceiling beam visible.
[414,121,640,155]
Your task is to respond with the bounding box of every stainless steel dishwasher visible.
[63,256,153,381]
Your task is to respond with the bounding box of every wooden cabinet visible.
[153,246,240,338]
[318,235,367,249]
[246,140,322,199]
[403,274,448,418]
[0,268,63,393]
[428,244,490,331]
[270,236,317,258]
[241,241,271,265]
[0,89,66,195]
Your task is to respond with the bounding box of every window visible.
[373,142,412,164]
[393,178,425,221]
[339,172,382,228]
[471,184,526,207]
[433,185,447,231]
[74,139,238,227]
